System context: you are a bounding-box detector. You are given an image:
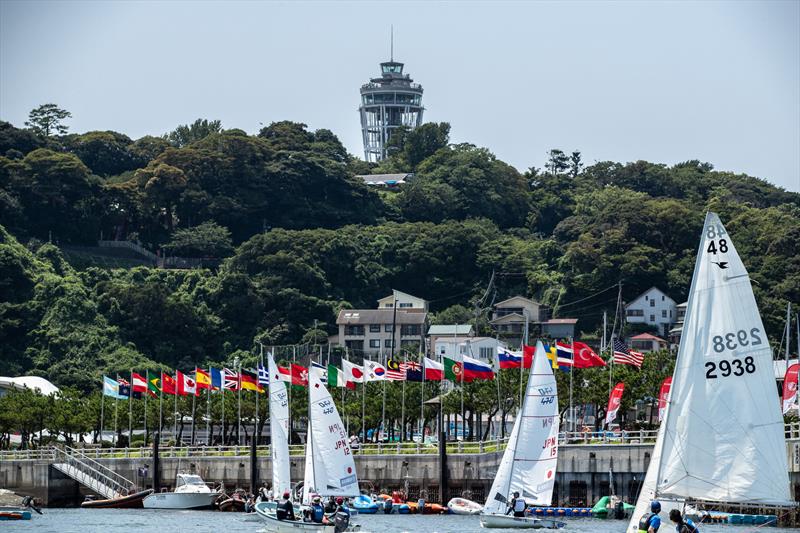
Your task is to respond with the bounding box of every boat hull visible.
[0,508,31,521]
[255,502,335,533]
[142,491,219,509]
[480,513,565,529]
[448,497,483,515]
[81,489,153,509]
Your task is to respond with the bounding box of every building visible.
[624,287,677,336]
[628,333,668,353]
[428,324,474,356]
[0,376,59,397]
[668,302,688,345]
[376,290,428,311]
[359,55,424,162]
[433,336,507,364]
[489,296,549,336]
[356,173,412,188]
[541,318,578,339]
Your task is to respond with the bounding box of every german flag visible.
[195,368,211,390]
[240,369,263,393]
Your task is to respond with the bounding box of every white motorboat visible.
[480,514,564,529]
[480,341,564,529]
[447,497,483,515]
[143,473,219,509]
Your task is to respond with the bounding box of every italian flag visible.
[327,365,347,388]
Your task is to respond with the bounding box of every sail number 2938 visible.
[705,328,761,379]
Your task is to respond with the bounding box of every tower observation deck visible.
[359,59,424,163]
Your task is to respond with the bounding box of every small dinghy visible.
[351,495,378,514]
[82,488,153,509]
[447,497,483,515]
[0,508,31,521]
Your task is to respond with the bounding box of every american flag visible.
[613,339,644,368]
[385,358,406,381]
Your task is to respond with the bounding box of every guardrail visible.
[3,423,798,461]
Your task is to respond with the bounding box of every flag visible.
[240,369,262,392]
[783,364,799,414]
[385,358,406,381]
[404,361,423,382]
[423,357,443,381]
[341,359,363,390]
[103,376,126,399]
[613,339,644,368]
[555,341,573,371]
[658,377,673,421]
[444,356,463,382]
[497,348,523,369]
[327,364,346,388]
[310,361,327,382]
[605,382,625,427]
[522,344,535,369]
[461,354,494,381]
[276,366,292,383]
[161,372,177,395]
[146,371,159,397]
[117,377,131,398]
[223,368,239,391]
[176,370,197,396]
[257,363,270,388]
[195,368,212,390]
[131,372,148,393]
[572,342,606,369]
[211,368,223,390]
[363,360,387,381]
[542,343,559,370]
[290,364,308,387]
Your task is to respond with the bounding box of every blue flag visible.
[102,376,127,399]
[211,368,223,390]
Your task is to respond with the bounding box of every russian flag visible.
[497,348,523,369]
[462,355,495,381]
[556,341,574,371]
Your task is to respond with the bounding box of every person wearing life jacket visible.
[638,501,662,532]
[309,496,325,523]
[506,491,526,517]
[669,509,700,533]
[276,491,296,521]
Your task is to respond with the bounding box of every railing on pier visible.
[51,446,136,499]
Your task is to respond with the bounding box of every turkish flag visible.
[572,342,606,368]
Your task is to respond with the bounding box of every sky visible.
[1,0,798,192]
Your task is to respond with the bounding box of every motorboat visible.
[143,473,219,509]
[447,497,483,515]
[82,488,153,509]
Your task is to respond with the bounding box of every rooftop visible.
[0,375,60,396]
[428,324,473,336]
[337,308,426,325]
[630,333,667,342]
[543,318,578,325]
[356,173,412,186]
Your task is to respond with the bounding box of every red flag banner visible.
[783,364,799,414]
[658,377,672,421]
[176,370,197,396]
[131,372,148,393]
[605,382,624,427]
[522,344,535,369]
[291,364,308,387]
[572,342,606,369]
[161,372,177,395]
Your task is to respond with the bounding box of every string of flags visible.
[101,339,644,398]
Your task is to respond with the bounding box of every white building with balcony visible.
[625,287,677,336]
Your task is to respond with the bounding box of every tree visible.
[25,104,72,137]
[166,119,222,147]
[163,221,233,257]
[546,149,570,175]
[569,150,583,178]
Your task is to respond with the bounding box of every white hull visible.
[448,498,483,515]
[255,503,334,533]
[142,491,219,509]
[480,514,564,529]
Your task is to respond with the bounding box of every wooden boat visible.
[217,491,246,512]
[81,488,153,509]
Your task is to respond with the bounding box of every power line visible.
[555,284,620,310]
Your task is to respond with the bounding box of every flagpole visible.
[381,348,386,442]
[114,391,119,447]
[236,357,242,445]
[173,371,178,444]
[420,355,425,439]
[222,375,226,445]
[460,365,465,441]
[143,370,148,447]
[256,345,263,446]
[401,351,406,441]
[129,369,133,447]
[158,367,163,444]
[206,367,211,445]
[100,383,105,444]
[191,367,197,445]
[569,338,574,435]
[289,346,295,440]
[361,374,366,443]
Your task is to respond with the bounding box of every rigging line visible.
[554,284,620,309]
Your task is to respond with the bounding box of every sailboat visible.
[480,341,565,529]
[269,354,292,498]
[257,358,359,532]
[627,212,793,531]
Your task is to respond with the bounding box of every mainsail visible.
[302,420,315,503]
[306,370,360,498]
[629,212,791,532]
[268,354,291,497]
[484,341,560,514]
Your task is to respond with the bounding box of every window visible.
[650,300,655,307]
[459,345,467,355]
[345,340,363,351]
[398,302,412,308]
[645,295,648,301]
[384,339,393,348]
[650,314,655,322]
[385,324,394,332]
[401,324,420,336]
[662,310,667,318]
[345,325,364,336]
[626,309,644,317]
[670,310,673,318]
[661,295,665,301]
[369,339,380,348]
[369,324,380,333]
[479,347,494,360]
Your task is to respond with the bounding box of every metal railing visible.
[3,423,799,461]
[52,446,135,498]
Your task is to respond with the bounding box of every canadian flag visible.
[342,359,364,390]
[176,370,197,396]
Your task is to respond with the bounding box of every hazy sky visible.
[1,0,798,191]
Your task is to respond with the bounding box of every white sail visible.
[307,370,359,497]
[268,354,292,498]
[302,420,315,503]
[655,212,791,505]
[484,341,559,514]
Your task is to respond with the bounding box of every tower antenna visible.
[390,25,394,61]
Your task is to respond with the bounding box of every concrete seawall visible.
[3,443,800,507]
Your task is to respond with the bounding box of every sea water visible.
[4,509,798,533]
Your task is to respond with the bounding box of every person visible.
[310,496,325,523]
[334,497,351,533]
[637,501,662,533]
[325,496,337,514]
[669,509,700,533]
[506,491,526,517]
[276,491,296,521]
